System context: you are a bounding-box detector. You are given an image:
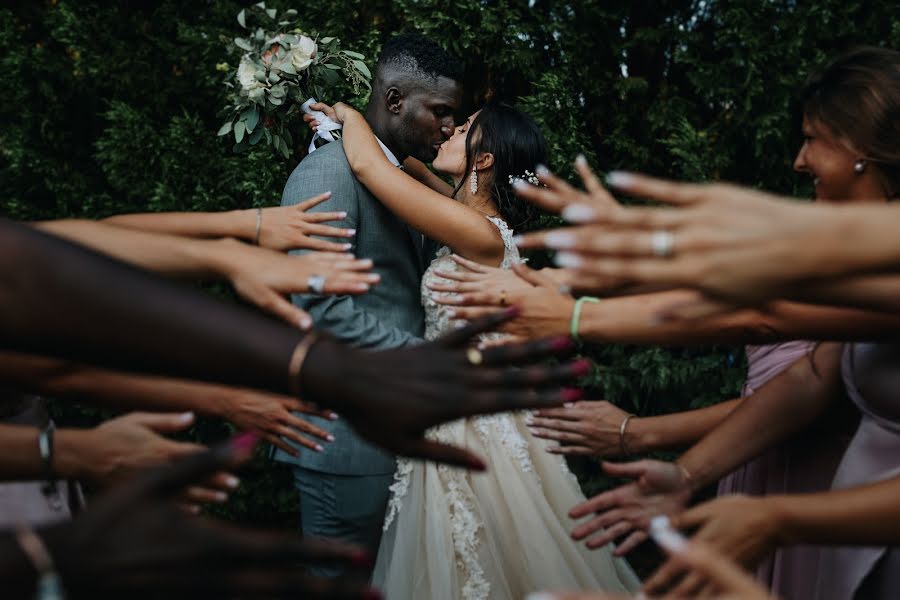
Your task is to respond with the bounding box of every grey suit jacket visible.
[274,140,434,475]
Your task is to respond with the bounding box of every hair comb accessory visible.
[508,170,541,187]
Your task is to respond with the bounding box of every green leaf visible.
[237,9,246,28]
[234,120,246,143]
[242,106,260,133]
[217,121,233,136]
[265,8,277,20]
[320,37,334,44]
[352,60,371,78]
[323,63,342,70]
[282,128,293,148]
[343,50,365,59]
[283,8,298,17]
[279,61,297,75]
[234,37,253,51]
[248,125,265,145]
[268,71,281,84]
[254,1,266,9]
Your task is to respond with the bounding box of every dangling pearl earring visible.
[854,159,867,174]
[469,168,478,194]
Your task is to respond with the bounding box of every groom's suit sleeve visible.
[281,148,422,349]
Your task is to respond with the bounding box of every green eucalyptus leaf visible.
[280,61,297,75]
[217,121,233,136]
[320,37,334,44]
[234,37,253,51]
[243,106,260,132]
[254,1,266,9]
[248,125,265,145]
[324,63,342,70]
[234,120,246,143]
[265,8,277,20]
[283,8,298,17]
[268,71,281,84]
[237,9,246,28]
[343,50,365,60]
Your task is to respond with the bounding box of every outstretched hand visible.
[568,459,692,555]
[302,309,589,468]
[40,434,376,598]
[257,192,356,253]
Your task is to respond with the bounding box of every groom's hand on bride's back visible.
[300,308,591,468]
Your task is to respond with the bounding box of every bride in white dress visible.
[309,101,640,599]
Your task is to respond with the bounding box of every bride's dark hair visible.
[452,103,548,230]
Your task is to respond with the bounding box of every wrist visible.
[761,495,795,546]
[623,416,655,453]
[228,209,255,241]
[53,429,97,482]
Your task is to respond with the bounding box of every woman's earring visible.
[854,159,867,174]
[470,168,478,194]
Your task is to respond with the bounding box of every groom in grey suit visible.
[275,33,462,575]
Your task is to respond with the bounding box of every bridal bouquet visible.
[217,2,371,158]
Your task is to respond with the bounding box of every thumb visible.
[511,261,557,289]
[670,504,707,531]
[601,459,651,480]
[130,411,195,433]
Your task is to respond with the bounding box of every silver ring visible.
[650,230,674,258]
[307,275,326,294]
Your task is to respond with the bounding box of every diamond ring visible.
[307,275,326,294]
[650,230,674,258]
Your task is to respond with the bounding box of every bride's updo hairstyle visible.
[800,46,900,198]
[453,103,548,229]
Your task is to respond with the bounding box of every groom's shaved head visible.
[368,32,464,163]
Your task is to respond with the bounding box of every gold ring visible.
[466,347,483,365]
[499,290,508,306]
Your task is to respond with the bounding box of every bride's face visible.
[432,111,481,177]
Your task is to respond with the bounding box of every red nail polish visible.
[570,358,592,376]
[550,336,575,351]
[350,550,375,569]
[561,388,584,402]
[229,431,260,457]
[468,456,487,471]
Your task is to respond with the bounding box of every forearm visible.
[0,218,302,396]
[626,399,742,453]
[33,219,228,280]
[103,209,257,242]
[0,424,93,481]
[771,475,900,547]
[678,343,842,489]
[402,157,454,196]
[789,274,900,315]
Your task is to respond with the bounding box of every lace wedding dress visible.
[371,217,641,599]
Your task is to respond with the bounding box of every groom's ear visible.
[385,87,403,115]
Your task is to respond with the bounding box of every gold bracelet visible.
[618,413,637,457]
[288,332,319,398]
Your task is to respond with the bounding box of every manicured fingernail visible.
[512,235,525,245]
[535,164,550,176]
[606,170,635,188]
[178,411,195,424]
[328,412,339,421]
[575,154,588,167]
[561,203,598,223]
[314,444,324,452]
[550,336,575,351]
[214,491,228,503]
[354,284,370,291]
[468,456,487,471]
[359,259,373,267]
[345,229,356,235]
[230,431,260,457]
[299,315,313,330]
[447,310,457,318]
[502,306,521,318]
[350,550,375,568]
[224,475,241,489]
[563,402,576,408]
[322,191,332,198]
[570,360,592,377]
[524,415,534,425]
[554,252,583,268]
[544,231,577,249]
[325,434,335,442]
[561,388,584,402]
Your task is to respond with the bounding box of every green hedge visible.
[2,1,896,565]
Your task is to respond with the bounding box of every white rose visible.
[290,36,317,71]
[237,57,263,91]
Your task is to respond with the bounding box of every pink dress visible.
[816,343,900,599]
[717,342,851,599]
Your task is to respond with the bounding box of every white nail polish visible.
[561,203,598,224]
[606,170,635,188]
[524,416,534,425]
[535,164,550,176]
[544,231,576,249]
[338,211,347,218]
[299,315,312,329]
[554,252,583,268]
[225,476,240,489]
[326,435,335,442]
[215,491,228,502]
[345,229,356,235]
[314,444,324,452]
[575,153,588,167]
[512,235,525,245]
[512,179,528,190]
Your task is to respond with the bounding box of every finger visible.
[257,288,319,328]
[438,306,521,347]
[644,556,688,594]
[322,276,376,295]
[184,485,229,505]
[615,530,647,555]
[282,414,334,441]
[402,438,486,471]
[510,261,555,288]
[527,427,585,443]
[575,155,617,208]
[445,307,500,321]
[605,171,707,207]
[512,177,573,214]
[300,237,356,252]
[585,520,632,549]
[431,269,485,283]
[438,291,496,307]
[265,433,300,457]
[304,223,357,238]
[527,416,585,432]
[296,192,334,211]
[285,399,338,420]
[672,542,769,597]
[449,253,489,273]
[601,459,654,480]
[669,570,708,599]
[131,411,196,433]
[569,487,627,519]
[545,445,595,455]
[479,335,577,366]
[304,211,350,223]
[426,280,479,293]
[467,387,585,418]
[534,404,587,419]
[271,427,324,452]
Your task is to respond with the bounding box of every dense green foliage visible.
[2,1,897,550]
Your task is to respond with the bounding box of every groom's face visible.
[394,76,462,162]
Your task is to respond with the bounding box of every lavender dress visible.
[816,343,900,600]
[718,342,850,599]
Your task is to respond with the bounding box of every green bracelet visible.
[570,296,600,344]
